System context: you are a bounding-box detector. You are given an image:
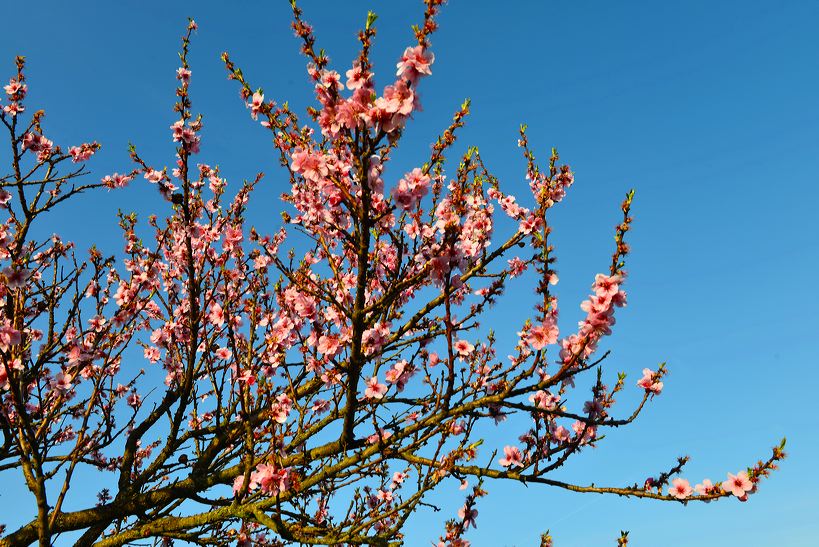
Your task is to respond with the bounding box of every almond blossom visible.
[722,471,754,499]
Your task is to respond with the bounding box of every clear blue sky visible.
[3,1,818,545]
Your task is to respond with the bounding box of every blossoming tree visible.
[0,1,784,546]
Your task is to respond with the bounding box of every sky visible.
[2,0,818,545]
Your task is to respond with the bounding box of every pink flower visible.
[592,273,622,299]
[222,225,243,252]
[0,362,9,391]
[311,399,330,413]
[396,45,434,83]
[248,91,264,120]
[102,173,133,189]
[232,474,250,495]
[215,347,232,360]
[52,372,74,394]
[236,369,255,386]
[176,67,191,84]
[345,63,371,90]
[391,471,407,487]
[526,318,559,350]
[143,346,160,364]
[722,471,753,499]
[68,142,99,163]
[454,339,474,357]
[127,392,141,408]
[271,393,292,423]
[290,147,328,182]
[529,390,559,411]
[669,478,693,499]
[694,479,714,496]
[366,428,393,444]
[393,168,431,210]
[88,315,106,332]
[317,334,340,356]
[379,79,416,116]
[550,424,571,443]
[3,102,24,116]
[21,132,53,161]
[636,368,663,395]
[4,78,27,98]
[457,505,478,529]
[250,464,293,496]
[362,322,391,356]
[0,321,22,352]
[385,360,416,393]
[364,376,388,400]
[208,302,225,327]
[498,445,524,468]
[3,267,31,289]
[376,489,393,503]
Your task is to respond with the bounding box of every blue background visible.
[2,1,817,545]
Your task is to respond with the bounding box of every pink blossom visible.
[3,267,31,289]
[232,474,251,495]
[317,334,340,356]
[454,339,474,357]
[345,63,371,90]
[384,80,415,117]
[250,464,293,496]
[208,302,225,327]
[529,390,559,411]
[0,321,21,351]
[248,91,264,120]
[290,147,328,182]
[52,372,74,394]
[222,225,243,252]
[311,399,330,413]
[21,132,53,161]
[396,45,434,83]
[526,317,559,350]
[127,392,141,408]
[271,393,292,423]
[215,347,232,360]
[571,420,596,444]
[88,315,106,332]
[362,322,391,356]
[169,120,201,153]
[376,489,393,503]
[551,424,571,443]
[592,273,622,299]
[68,142,99,163]
[363,376,388,400]
[176,67,191,84]
[694,479,714,496]
[457,505,478,529]
[391,471,407,487]
[722,471,753,499]
[236,369,255,386]
[384,360,414,392]
[366,429,393,444]
[143,346,160,364]
[636,368,663,395]
[669,478,693,499]
[507,257,527,277]
[498,445,524,468]
[3,102,24,116]
[102,173,133,189]
[4,78,27,98]
[393,168,431,210]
